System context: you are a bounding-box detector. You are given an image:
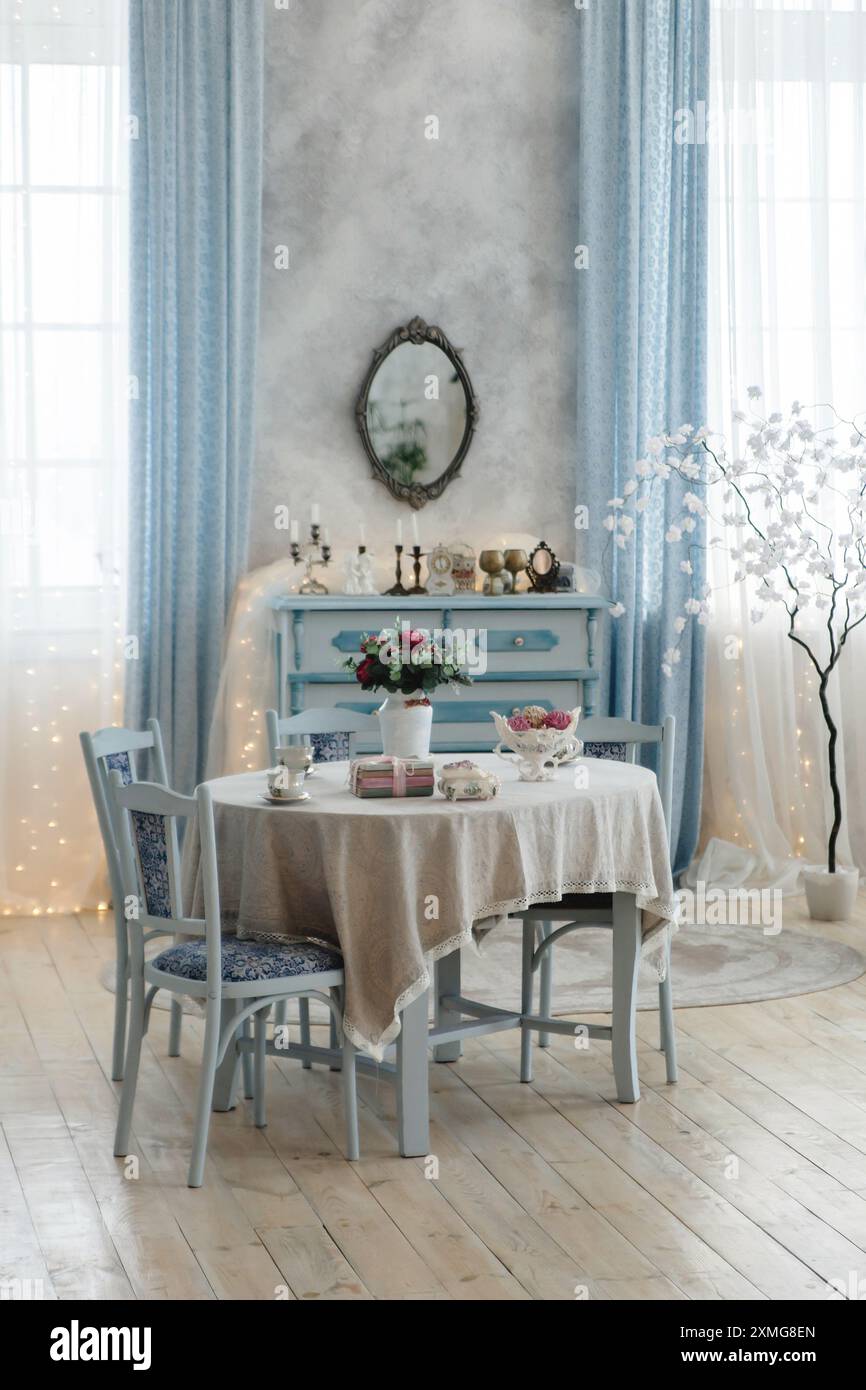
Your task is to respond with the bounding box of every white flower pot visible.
[376,695,433,759]
[803,866,860,922]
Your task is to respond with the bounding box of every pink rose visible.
[408,629,425,647]
[508,715,531,732]
[543,709,571,731]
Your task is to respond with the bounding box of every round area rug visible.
[462,921,866,1013]
[101,920,865,1018]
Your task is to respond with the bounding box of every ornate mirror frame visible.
[354,315,480,510]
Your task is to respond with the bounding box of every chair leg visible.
[538,922,553,1048]
[298,997,312,1070]
[168,997,183,1058]
[659,940,678,1084]
[520,920,535,1083]
[329,986,341,1071]
[254,1008,267,1127]
[342,1032,359,1161]
[241,1018,254,1099]
[188,994,221,1188]
[114,973,145,1156]
[111,954,128,1083]
[273,999,288,1026]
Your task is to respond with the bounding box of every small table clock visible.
[426,542,456,595]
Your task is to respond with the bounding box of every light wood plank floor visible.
[2,899,866,1301]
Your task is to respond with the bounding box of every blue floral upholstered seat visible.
[582,740,627,762]
[152,937,342,983]
[309,730,350,763]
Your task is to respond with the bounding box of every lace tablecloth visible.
[180,754,678,1058]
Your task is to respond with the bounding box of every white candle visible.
[322,527,330,545]
[395,518,403,546]
[359,523,367,547]
[411,513,420,547]
[290,519,299,542]
[311,502,321,525]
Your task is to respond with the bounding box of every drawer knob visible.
[513,636,525,648]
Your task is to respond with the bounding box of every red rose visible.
[355,657,374,684]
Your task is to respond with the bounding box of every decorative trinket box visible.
[349,755,435,798]
[437,760,501,801]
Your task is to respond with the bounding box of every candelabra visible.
[383,544,409,596]
[291,524,331,594]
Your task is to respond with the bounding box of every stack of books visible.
[349,756,436,798]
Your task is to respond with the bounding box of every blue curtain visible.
[127,0,264,793]
[577,0,709,875]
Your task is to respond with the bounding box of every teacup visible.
[267,766,306,799]
[276,744,314,775]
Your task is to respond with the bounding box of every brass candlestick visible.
[408,545,427,594]
[384,544,409,596]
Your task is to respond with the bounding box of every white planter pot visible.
[376,695,433,759]
[803,866,860,922]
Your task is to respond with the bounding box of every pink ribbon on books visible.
[369,754,416,796]
[350,754,420,796]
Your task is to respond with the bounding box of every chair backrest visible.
[79,720,169,920]
[108,775,222,984]
[265,707,380,765]
[579,714,675,847]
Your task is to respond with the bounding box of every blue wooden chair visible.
[79,721,186,1081]
[514,714,677,1088]
[265,706,379,1054]
[108,774,359,1186]
[265,706,379,767]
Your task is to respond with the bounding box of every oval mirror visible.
[355,316,479,508]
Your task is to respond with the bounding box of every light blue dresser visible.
[270,593,611,753]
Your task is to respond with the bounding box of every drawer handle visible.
[513,636,525,648]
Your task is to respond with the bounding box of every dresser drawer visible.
[456,606,585,674]
[295,608,447,672]
[299,678,587,753]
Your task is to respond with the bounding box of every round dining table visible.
[181,752,678,1155]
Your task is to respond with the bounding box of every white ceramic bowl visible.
[490,708,581,782]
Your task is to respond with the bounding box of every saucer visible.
[260,791,310,805]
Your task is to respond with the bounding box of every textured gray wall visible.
[250,0,578,587]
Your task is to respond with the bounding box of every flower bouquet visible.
[490,705,582,782]
[342,620,472,758]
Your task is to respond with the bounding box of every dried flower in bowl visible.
[543,709,572,731]
[523,705,548,729]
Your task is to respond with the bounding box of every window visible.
[0,0,128,915]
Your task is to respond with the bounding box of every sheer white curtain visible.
[0,0,127,916]
[693,0,866,890]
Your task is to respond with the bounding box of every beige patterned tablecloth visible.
[180,754,678,1058]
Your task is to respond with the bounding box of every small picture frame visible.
[526,541,560,592]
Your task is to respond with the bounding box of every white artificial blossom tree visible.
[605,391,866,876]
